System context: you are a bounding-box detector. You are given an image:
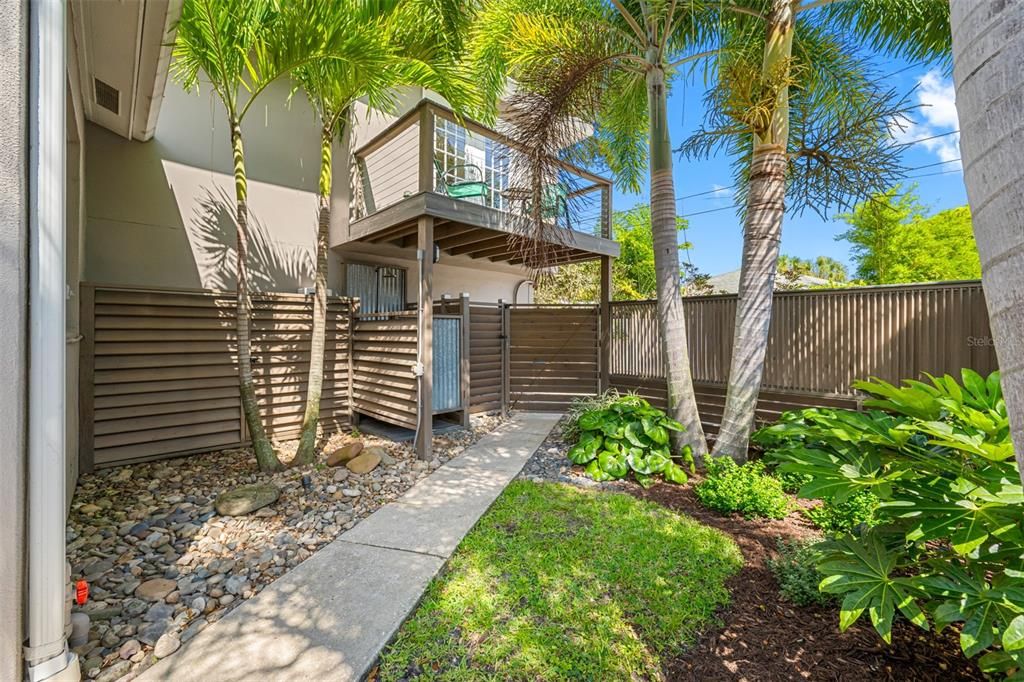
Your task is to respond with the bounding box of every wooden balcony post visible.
[599,255,612,394]
[418,104,435,194]
[415,215,434,460]
[460,292,472,428]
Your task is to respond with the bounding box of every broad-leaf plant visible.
[755,370,1024,678]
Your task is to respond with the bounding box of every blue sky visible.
[614,59,966,277]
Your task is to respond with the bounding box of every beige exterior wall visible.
[84,80,533,304]
[0,3,27,678]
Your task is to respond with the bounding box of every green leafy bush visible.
[767,539,835,607]
[694,458,789,519]
[803,489,879,536]
[565,393,693,487]
[753,370,1024,678]
[775,469,813,494]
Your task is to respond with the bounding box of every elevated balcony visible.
[342,99,620,266]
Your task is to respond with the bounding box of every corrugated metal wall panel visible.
[433,317,461,412]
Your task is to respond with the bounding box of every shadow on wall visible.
[188,185,314,292]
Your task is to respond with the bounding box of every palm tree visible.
[289,0,475,466]
[950,0,1024,485]
[689,0,951,460]
[172,0,377,472]
[472,0,719,459]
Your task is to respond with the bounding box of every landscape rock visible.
[117,639,140,660]
[153,633,181,659]
[325,441,363,466]
[64,413,505,678]
[215,483,279,516]
[134,578,176,602]
[346,451,381,474]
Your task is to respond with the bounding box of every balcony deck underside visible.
[344,192,619,266]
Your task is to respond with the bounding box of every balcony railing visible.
[352,99,613,241]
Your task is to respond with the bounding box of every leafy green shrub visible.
[694,458,789,519]
[803,489,879,536]
[767,539,835,607]
[562,389,628,442]
[565,393,693,487]
[775,469,813,494]
[753,370,1024,678]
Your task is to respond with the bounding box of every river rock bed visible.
[67,414,504,681]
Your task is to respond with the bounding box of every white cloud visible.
[892,69,962,169]
[710,183,731,198]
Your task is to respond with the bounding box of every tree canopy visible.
[837,186,980,284]
[534,205,693,303]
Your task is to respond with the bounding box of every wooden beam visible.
[436,228,497,251]
[450,235,510,257]
[415,215,434,460]
[418,106,435,194]
[368,222,418,244]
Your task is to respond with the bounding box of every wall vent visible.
[94,78,120,115]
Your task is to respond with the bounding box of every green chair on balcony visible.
[433,159,491,204]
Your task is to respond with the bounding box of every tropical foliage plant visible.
[682,0,951,462]
[565,394,694,488]
[471,0,717,458]
[694,457,789,519]
[287,0,474,465]
[767,538,835,608]
[172,0,371,471]
[754,370,1024,677]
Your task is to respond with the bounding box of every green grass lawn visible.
[377,481,742,681]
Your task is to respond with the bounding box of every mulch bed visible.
[627,482,983,682]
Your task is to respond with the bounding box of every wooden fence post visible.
[415,216,434,460]
[599,255,612,394]
[500,299,510,418]
[78,283,96,474]
[348,297,359,429]
[460,292,471,427]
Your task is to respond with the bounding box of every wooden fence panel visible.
[350,311,419,429]
[81,285,354,469]
[469,303,504,413]
[508,305,600,411]
[610,281,997,396]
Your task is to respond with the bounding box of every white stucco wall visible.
[85,77,325,292]
[0,3,27,679]
[84,79,534,303]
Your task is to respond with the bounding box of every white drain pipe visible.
[25,0,78,680]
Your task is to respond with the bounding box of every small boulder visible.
[325,441,363,466]
[153,633,181,659]
[215,483,279,516]
[135,578,176,602]
[346,451,381,474]
[117,639,141,660]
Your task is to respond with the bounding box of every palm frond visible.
[813,0,951,65]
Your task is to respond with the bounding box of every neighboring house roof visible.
[703,268,829,294]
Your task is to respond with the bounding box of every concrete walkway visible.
[140,413,560,682]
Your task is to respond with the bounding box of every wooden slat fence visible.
[80,284,354,469]
[468,302,505,413]
[508,305,600,411]
[350,311,419,429]
[611,281,997,394]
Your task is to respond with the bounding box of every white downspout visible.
[25,0,78,680]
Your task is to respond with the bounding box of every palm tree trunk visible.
[950,0,1024,485]
[232,121,281,472]
[712,0,793,461]
[647,61,708,461]
[294,125,333,466]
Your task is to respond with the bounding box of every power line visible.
[678,140,963,204]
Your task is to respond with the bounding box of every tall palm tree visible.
[172,0,377,472]
[472,0,718,459]
[691,0,951,460]
[950,0,1024,485]
[289,0,475,466]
